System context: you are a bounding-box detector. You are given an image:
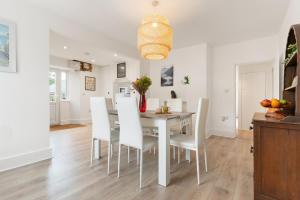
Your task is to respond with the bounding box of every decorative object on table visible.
[161,65,174,86]
[260,98,290,119]
[155,101,170,114]
[0,19,16,73]
[117,62,126,78]
[162,101,169,114]
[137,0,173,60]
[132,76,152,112]
[284,43,297,65]
[182,76,190,85]
[85,76,96,91]
[171,90,177,99]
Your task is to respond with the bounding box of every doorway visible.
[49,68,69,125]
[236,61,273,131]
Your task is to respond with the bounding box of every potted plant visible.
[132,76,152,112]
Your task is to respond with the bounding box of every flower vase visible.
[139,94,146,112]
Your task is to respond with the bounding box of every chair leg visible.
[196,149,200,185]
[110,143,113,158]
[173,146,176,160]
[178,148,181,164]
[153,146,156,155]
[118,144,121,178]
[137,149,139,165]
[98,140,101,159]
[107,142,111,175]
[90,138,94,166]
[128,146,130,163]
[204,142,208,173]
[140,149,143,189]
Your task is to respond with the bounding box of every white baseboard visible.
[67,119,91,125]
[0,148,52,172]
[208,129,236,138]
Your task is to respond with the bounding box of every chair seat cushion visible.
[170,134,195,149]
[143,135,158,150]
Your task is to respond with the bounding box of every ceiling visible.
[50,31,134,66]
[29,0,289,48]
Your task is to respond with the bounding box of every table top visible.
[108,110,194,119]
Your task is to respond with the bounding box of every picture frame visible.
[161,65,174,87]
[0,18,16,73]
[119,87,127,94]
[117,62,126,78]
[85,76,96,91]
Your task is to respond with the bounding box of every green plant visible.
[183,76,190,85]
[284,43,297,65]
[132,76,152,95]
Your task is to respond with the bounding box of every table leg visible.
[94,140,101,159]
[185,115,192,162]
[185,149,191,163]
[158,119,170,187]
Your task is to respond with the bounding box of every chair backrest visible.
[105,98,114,110]
[90,97,111,141]
[147,98,160,111]
[166,99,183,112]
[117,97,143,149]
[194,98,209,147]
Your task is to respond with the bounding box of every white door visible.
[238,62,273,130]
[49,69,61,125]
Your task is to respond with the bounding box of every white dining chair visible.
[170,98,209,185]
[117,97,157,188]
[147,98,160,111]
[166,98,190,160]
[166,98,183,112]
[90,97,119,175]
[106,98,119,127]
[145,98,160,153]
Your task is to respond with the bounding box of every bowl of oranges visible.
[260,98,289,119]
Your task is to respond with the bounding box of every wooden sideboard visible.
[252,113,300,200]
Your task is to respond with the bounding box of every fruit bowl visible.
[260,98,289,119]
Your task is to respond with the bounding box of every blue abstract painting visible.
[0,24,9,67]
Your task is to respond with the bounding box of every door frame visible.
[235,60,274,134]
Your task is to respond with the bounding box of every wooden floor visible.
[0,127,254,200]
[50,124,86,132]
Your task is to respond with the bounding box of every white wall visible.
[149,44,209,113]
[0,1,51,171]
[98,59,141,99]
[278,0,300,51]
[210,36,279,137]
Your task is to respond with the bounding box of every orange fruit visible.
[271,98,281,108]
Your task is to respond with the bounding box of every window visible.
[49,70,69,101]
[49,71,56,102]
[61,71,68,100]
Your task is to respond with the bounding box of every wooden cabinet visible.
[253,113,300,200]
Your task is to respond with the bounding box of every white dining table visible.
[108,110,194,187]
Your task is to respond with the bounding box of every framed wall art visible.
[117,62,126,78]
[85,76,96,91]
[0,18,16,73]
[161,65,174,87]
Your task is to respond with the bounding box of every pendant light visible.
[137,1,173,60]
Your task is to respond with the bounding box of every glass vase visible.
[139,94,147,112]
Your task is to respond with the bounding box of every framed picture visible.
[117,62,126,78]
[161,65,174,87]
[85,76,96,91]
[0,19,16,73]
[119,87,127,94]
